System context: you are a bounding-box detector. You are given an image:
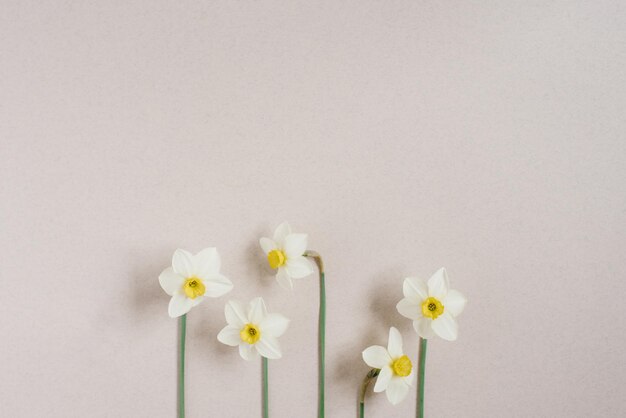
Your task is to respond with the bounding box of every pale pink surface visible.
[1,1,625,417]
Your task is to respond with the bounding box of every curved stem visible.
[359,369,380,418]
[305,251,325,418]
[417,338,428,418]
[262,357,269,418]
[179,314,187,418]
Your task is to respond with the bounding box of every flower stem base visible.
[262,357,269,418]
[417,338,428,418]
[359,368,380,418]
[179,314,187,418]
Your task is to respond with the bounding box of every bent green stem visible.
[262,357,269,418]
[417,338,428,418]
[179,314,187,418]
[359,369,380,418]
[305,251,325,418]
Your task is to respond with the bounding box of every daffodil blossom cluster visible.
[158,222,315,314]
[157,222,320,417]
[157,222,323,417]
[360,267,467,409]
[155,224,467,417]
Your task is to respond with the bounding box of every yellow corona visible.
[183,277,206,299]
[267,249,286,269]
[391,355,412,377]
[421,297,444,320]
[240,324,261,344]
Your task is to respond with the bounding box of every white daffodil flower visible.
[396,267,467,341]
[259,222,314,290]
[158,248,233,318]
[362,327,414,405]
[217,297,289,360]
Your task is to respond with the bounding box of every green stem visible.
[417,338,428,418]
[179,314,187,418]
[262,357,269,418]
[305,251,325,418]
[319,270,326,418]
[359,369,380,418]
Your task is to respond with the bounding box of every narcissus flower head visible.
[362,327,414,405]
[396,267,467,341]
[158,248,233,318]
[259,222,314,290]
[217,297,289,360]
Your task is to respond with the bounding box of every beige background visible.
[1,1,625,417]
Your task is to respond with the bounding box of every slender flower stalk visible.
[305,250,326,418]
[178,314,187,418]
[359,368,380,418]
[416,338,427,418]
[262,357,269,418]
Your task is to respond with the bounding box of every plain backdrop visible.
[1,1,625,417]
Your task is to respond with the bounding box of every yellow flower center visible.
[240,324,261,345]
[421,297,444,320]
[391,355,412,377]
[183,277,206,299]
[267,249,286,269]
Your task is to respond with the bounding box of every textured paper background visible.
[1,1,625,417]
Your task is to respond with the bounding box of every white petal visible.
[217,325,241,346]
[373,366,392,392]
[273,222,292,246]
[413,317,435,339]
[191,296,205,307]
[276,268,293,290]
[431,311,459,341]
[172,249,194,278]
[284,233,308,258]
[239,343,256,361]
[385,377,410,405]
[248,297,267,324]
[256,335,282,359]
[168,293,193,318]
[202,274,233,298]
[193,247,220,278]
[285,257,314,279]
[444,289,467,317]
[396,298,422,320]
[403,277,428,300]
[259,237,277,254]
[387,327,403,358]
[362,345,391,368]
[225,300,247,327]
[260,313,289,338]
[159,267,184,296]
[427,267,449,299]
